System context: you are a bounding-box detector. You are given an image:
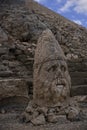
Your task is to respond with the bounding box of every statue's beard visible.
[34,70,70,106]
[48,78,69,99]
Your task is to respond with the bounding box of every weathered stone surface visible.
[0,27,8,43]
[21,112,33,123]
[37,107,48,116]
[0,79,29,100]
[33,29,71,107]
[21,109,39,123]
[71,85,87,96]
[0,0,87,128]
[66,107,80,121]
[0,109,6,114]
[0,0,87,98]
[47,114,67,123]
[0,48,8,56]
[47,113,59,123]
[25,105,34,113]
[31,114,46,125]
[73,96,87,102]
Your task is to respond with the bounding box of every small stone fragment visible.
[32,111,39,118]
[37,107,48,115]
[0,109,6,114]
[47,113,58,123]
[25,105,33,113]
[47,113,67,123]
[31,114,46,125]
[21,112,33,123]
[0,27,8,43]
[67,107,80,121]
[73,96,87,102]
[48,108,56,114]
[56,115,68,123]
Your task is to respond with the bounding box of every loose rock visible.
[31,114,46,125]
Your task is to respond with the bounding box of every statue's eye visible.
[47,65,57,72]
[61,65,66,72]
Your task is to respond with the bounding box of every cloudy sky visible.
[34,0,87,28]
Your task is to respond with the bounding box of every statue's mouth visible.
[55,78,66,86]
[54,78,67,93]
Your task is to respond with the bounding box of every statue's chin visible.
[53,82,69,100]
[56,84,64,93]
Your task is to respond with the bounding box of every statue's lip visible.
[56,84,64,86]
[55,82,66,87]
[55,78,66,86]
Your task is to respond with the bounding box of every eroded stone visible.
[33,29,71,107]
[47,113,67,123]
[0,27,8,43]
[21,112,33,123]
[31,114,46,125]
[66,107,80,121]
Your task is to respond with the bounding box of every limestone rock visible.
[66,53,78,60]
[32,111,39,119]
[0,27,8,43]
[21,112,33,123]
[48,108,56,114]
[33,29,71,107]
[73,96,87,102]
[47,113,59,123]
[0,109,6,114]
[37,107,48,116]
[47,114,67,123]
[31,114,46,125]
[21,109,39,123]
[25,105,34,113]
[0,79,29,100]
[0,0,87,103]
[67,107,80,121]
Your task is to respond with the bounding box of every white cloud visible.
[59,0,75,12]
[73,19,82,25]
[59,0,87,15]
[56,0,61,3]
[34,0,43,2]
[34,0,46,2]
[74,0,87,14]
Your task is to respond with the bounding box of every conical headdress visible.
[34,29,66,66]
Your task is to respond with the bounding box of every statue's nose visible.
[55,69,64,78]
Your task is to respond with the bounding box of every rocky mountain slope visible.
[0,0,87,129]
[0,0,87,97]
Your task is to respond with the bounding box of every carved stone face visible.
[33,58,71,106]
[33,29,71,107]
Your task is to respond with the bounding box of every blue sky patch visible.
[34,0,87,28]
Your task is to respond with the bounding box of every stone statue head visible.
[33,29,71,107]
